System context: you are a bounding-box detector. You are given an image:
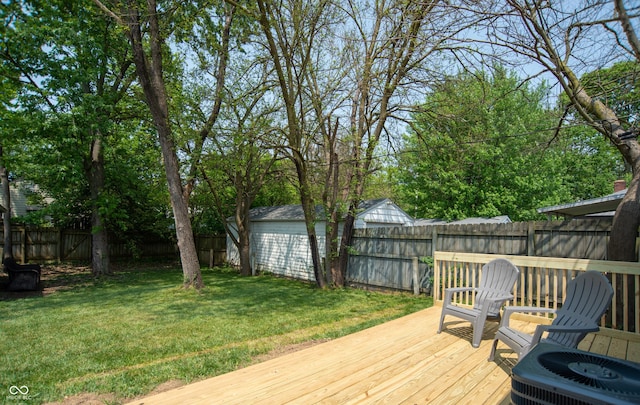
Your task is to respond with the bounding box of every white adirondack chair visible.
[488,270,614,362]
[437,258,520,348]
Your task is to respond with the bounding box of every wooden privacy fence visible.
[0,228,95,262]
[0,226,226,265]
[196,234,227,267]
[433,251,640,335]
[347,218,620,294]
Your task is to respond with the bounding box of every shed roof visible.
[241,198,405,222]
[537,189,626,218]
[246,204,318,221]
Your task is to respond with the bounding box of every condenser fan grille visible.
[538,351,640,394]
[511,343,640,405]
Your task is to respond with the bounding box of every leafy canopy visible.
[395,66,623,221]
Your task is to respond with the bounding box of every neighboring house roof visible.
[413,215,512,226]
[413,218,447,226]
[355,198,414,226]
[234,198,413,225]
[537,189,626,218]
[449,215,512,225]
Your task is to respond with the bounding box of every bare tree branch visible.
[614,0,640,61]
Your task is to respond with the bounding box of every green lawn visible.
[0,264,432,404]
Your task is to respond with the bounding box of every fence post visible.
[57,228,62,262]
[413,256,420,295]
[20,226,26,263]
[527,222,535,256]
[431,227,438,256]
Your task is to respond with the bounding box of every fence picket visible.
[0,226,225,265]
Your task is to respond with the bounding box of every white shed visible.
[226,198,413,281]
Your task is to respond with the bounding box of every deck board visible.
[127,306,637,405]
[628,340,640,362]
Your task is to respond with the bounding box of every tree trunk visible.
[0,146,12,261]
[238,234,252,276]
[308,232,325,287]
[335,207,357,288]
[297,163,326,288]
[326,208,340,287]
[609,170,640,332]
[300,170,325,288]
[162,132,203,288]
[87,137,111,276]
[236,197,253,277]
[609,177,640,262]
[226,212,253,277]
[124,0,202,288]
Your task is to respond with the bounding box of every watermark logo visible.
[9,386,28,396]
[7,385,37,401]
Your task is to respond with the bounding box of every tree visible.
[317,0,424,286]
[93,0,245,287]
[0,146,11,261]
[202,60,284,276]
[482,0,640,261]
[396,66,623,221]
[318,0,484,286]
[249,0,336,287]
[92,0,203,287]
[242,0,480,287]
[555,119,630,203]
[0,18,19,261]
[1,1,144,275]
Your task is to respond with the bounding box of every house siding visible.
[227,221,327,281]
[1,187,28,217]
[250,221,324,281]
[226,199,412,281]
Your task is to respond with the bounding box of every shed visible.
[226,198,414,280]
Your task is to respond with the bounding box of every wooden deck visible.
[127,306,640,405]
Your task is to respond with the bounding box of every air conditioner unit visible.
[511,342,640,405]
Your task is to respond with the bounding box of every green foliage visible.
[551,61,636,199]
[419,256,433,266]
[580,61,640,126]
[0,263,431,403]
[1,1,173,241]
[395,66,624,221]
[553,125,628,200]
[251,160,299,207]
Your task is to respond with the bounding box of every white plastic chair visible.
[437,258,520,348]
[489,270,613,362]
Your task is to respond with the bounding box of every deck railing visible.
[433,251,640,334]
